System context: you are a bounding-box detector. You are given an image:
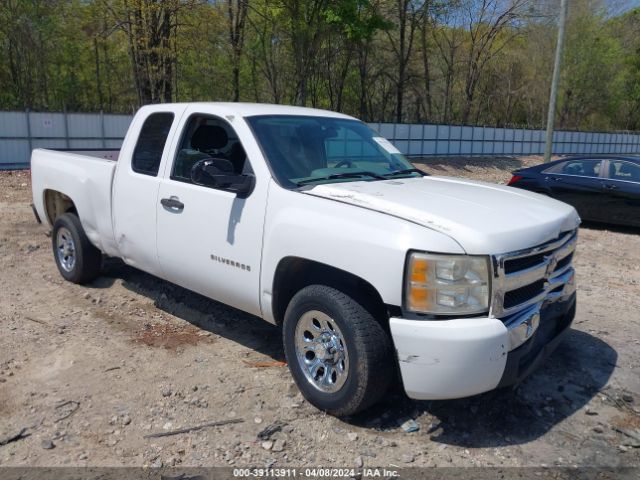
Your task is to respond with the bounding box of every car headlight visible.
[405,252,490,315]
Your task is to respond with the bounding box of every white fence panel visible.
[1,110,640,169]
[0,111,134,168]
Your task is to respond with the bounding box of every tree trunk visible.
[358,42,370,120]
[94,37,104,110]
[420,19,432,120]
[227,0,248,102]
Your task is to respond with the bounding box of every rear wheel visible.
[52,213,102,284]
[283,285,393,416]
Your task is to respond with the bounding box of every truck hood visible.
[303,176,580,254]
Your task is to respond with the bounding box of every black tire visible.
[283,285,393,416]
[51,212,102,284]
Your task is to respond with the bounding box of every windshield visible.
[246,115,422,188]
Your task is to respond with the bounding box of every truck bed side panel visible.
[31,149,119,256]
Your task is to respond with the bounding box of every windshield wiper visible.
[296,171,387,186]
[382,168,426,178]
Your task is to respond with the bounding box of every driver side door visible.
[155,112,267,316]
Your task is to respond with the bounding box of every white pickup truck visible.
[31,103,579,415]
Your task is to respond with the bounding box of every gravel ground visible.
[0,156,639,469]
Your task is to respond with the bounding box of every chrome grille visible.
[503,279,546,309]
[504,252,547,274]
[491,229,577,319]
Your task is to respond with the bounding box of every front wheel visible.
[51,213,102,284]
[283,285,393,416]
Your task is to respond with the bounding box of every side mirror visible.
[191,158,255,198]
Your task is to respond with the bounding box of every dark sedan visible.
[507,155,640,227]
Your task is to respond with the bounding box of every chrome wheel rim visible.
[294,310,349,393]
[56,227,76,272]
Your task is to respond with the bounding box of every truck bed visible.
[31,148,119,257]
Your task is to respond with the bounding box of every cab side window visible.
[171,115,249,183]
[609,160,640,182]
[131,112,174,176]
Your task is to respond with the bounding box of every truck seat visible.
[173,125,228,180]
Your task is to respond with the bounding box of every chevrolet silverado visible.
[30,103,580,415]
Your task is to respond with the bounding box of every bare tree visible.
[247,0,287,103]
[416,0,444,121]
[384,0,424,122]
[280,0,328,106]
[430,3,464,123]
[106,0,196,105]
[460,0,529,123]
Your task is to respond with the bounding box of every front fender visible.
[259,184,464,323]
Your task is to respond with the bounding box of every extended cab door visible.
[155,110,268,317]
[112,105,186,277]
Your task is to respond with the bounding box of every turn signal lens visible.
[410,257,428,283]
[408,285,430,311]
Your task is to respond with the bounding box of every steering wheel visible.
[334,160,354,168]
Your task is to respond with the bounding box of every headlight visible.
[405,252,490,315]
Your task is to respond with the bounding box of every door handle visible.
[602,184,618,190]
[160,196,184,211]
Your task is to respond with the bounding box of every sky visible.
[606,0,640,15]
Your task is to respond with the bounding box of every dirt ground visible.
[1,156,639,470]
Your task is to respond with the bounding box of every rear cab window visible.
[132,112,175,176]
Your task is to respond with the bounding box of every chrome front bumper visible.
[504,267,576,351]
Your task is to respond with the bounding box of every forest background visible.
[1,0,639,131]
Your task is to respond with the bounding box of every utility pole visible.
[544,0,568,163]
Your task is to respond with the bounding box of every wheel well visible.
[43,190,77,225]
[271,257,391,326]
